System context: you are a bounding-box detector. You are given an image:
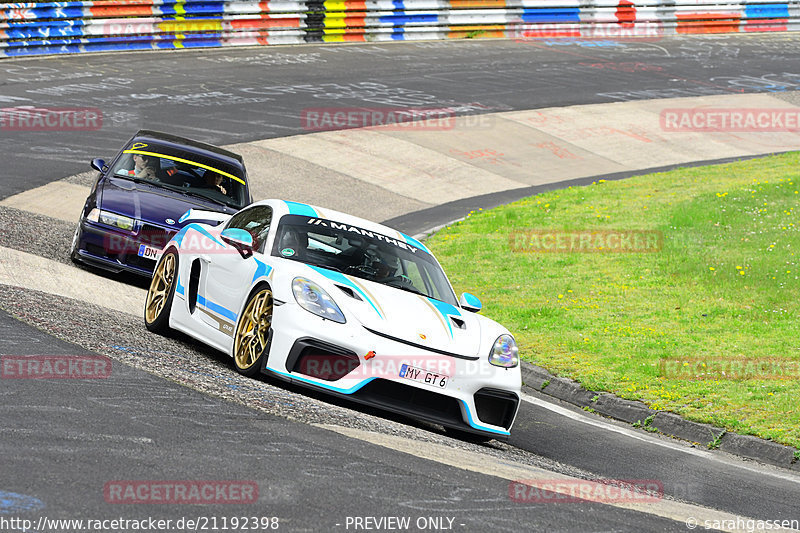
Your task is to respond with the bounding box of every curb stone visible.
[520,360,799,470]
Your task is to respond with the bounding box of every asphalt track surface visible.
[2,35,800,532]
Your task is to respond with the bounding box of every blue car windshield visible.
[110,145,248,209]
[271,214,458,306]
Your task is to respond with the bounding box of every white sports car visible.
[144,199,521,440]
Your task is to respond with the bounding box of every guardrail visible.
[2,1,799,57]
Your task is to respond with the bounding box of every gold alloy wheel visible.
[145,252,176,324]
[234,289,273,371]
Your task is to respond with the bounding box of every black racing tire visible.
[232,286,273,377]
[144,247,178,334]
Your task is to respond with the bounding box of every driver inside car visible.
[373,252,398,280]
[372,251,413,286]
[201,171,227,195]
[123,153,160,181]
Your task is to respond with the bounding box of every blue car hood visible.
[99,177,234,227]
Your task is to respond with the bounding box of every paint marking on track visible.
[317,424,800,533]
[520,393,800,485]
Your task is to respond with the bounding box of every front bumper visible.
[264,302,522,439]
[73,219,174,277]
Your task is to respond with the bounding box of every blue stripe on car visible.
[284,201,318,217]
[252,257,273,284]
[197,295,237,322]
[172,225,190,248]
[271,368,507,435]
[307,265,384,319]
[459,399,511,435]
[401,232,430,254]
[172,224,225,249]
[426,297,461,337]
[271,367,376,394]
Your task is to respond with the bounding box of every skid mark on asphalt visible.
[4,428,153,445]
[317,424,799,533]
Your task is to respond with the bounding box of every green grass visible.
[427,153,800,449]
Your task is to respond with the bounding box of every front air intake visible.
[287,338,360,381]
[474,388,519,429]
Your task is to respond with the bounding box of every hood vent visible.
[335,284,362,301]
[450,317,466,330]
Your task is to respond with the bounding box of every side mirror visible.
[90,158,106,172]
[221,228,254,259]
[459,292,482,313]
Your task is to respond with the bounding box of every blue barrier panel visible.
[2,1,800,57]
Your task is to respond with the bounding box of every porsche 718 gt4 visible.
[144,199,521,440]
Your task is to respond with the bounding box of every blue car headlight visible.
[87,208,135,231]
[489,334,519,368]
[292,277,346,324]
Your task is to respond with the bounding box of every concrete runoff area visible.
[4,93,800,232]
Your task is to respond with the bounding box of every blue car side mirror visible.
[460,292,482,313]
[90,158,106,172]
[221,228,254,259]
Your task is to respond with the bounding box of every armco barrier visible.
[1,1,800,57]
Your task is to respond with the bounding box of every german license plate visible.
[399,364,448,389]
[137,244,161,261]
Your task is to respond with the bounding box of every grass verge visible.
[427,153,800,449]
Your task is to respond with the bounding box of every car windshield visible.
[271,214,458,306]
[109,142,248,209]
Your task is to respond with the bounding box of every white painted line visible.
[317,424,798,533]
[520,393,800,485]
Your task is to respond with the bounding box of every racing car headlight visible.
[292,277,346,324]
[489,334,519,368]
[87,208,135,231]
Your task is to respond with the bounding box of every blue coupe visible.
[70,130,252,276]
